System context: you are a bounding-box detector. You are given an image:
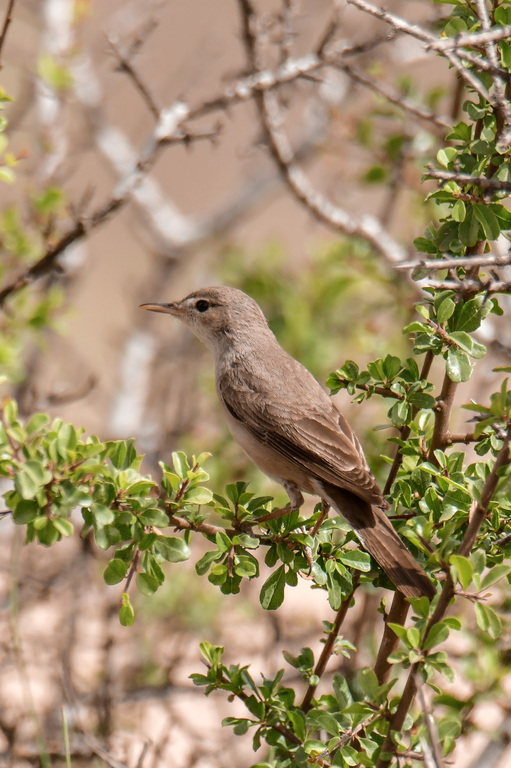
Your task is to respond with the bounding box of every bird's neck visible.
[214,323,280,371]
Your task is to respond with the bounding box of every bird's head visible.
[141,286,271,355]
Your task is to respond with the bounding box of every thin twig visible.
[236,0,407,265]
[107,33,162,118]
[426,166,511,192]
[420,277,511,294]
[374,591,409,685]
[347,0,495,106]
[384,351,434,494]
[476,0,511,147]
[429,371,459,459]
[335,60,450,130]
[458,430,511,556]
[0,0,15,69]
[396,253,511,271]
[301,574,360,711]
[416,677,446,768]
[444,431,477,446]
[431,25,511,50]
[0,198,122,306]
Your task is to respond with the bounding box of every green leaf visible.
[12,499,40,524]
[38,53,73,90]
[287,710,306,741]
[414,237,437,254]
[358,668,379,699]
[260,565,286,610]
[52,518,74,537]
[501,39,511,68]
[446,348,474,382]
[437,147,458,168]
[473,204,501,241]
[195,549,223,575]
[136,572,159,596]
[184,486,214,505]
[382,354,402,379]
[452,200,466,222]
[475,602,502,639]
[14,460,53,500]
[154,536,190,562]
[26,413,50,436]
[449,331,486,359]
[437,297,455,325]
[408,391,436,409]
[138,507,170,527]
[423,622,450,651]
[104,558,129,585]
[459,208,479,247]
[444,16,467,38]
[406,627,421,649]
[450,555,473,590]
[172,451,190,479]
[119,592,135,626]
[480,564,511,591]
[339,549,372,572]
[388,623,408,641]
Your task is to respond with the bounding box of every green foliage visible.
[2,2,511,766]
[327,355,436,427]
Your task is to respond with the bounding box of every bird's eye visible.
[195,299,210,313]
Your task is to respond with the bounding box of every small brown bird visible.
[141,286,435,599]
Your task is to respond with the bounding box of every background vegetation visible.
[0,1,511,767]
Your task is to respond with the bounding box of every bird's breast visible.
[220,400,317,494]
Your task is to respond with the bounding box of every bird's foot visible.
[254,483,304,524]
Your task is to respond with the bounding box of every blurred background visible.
[0,0,510,766]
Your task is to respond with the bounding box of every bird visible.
[141,286,435,600]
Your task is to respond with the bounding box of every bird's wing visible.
[217,368,384,506]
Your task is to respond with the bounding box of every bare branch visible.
[418,278,511,294]
[374,591,410,685]
[454,47,511,81]
[301,575,360,711]
[0,197,122,306]
[333,60,450,130]
[236,0,407,264]
[431,25,511,50]
[474,0,511,149]
[426,165,511,192]
[0,0,15,68]
[416,677,446,768]
[444,431,477,446]
[347,0,495,107]
[347,0,433,45]
[396,253,511,271]
[458,430,511,556]
[107,33,162,118]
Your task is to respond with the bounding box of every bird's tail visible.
[319,481,435,600]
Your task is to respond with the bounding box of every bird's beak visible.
[140,302,184,316]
